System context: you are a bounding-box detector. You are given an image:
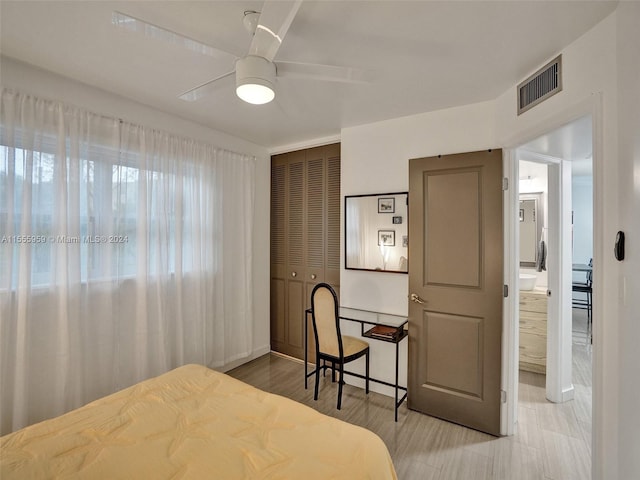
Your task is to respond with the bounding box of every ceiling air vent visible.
[517,55,562,115]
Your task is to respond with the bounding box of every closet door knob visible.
[311,274,317,280]
[291,272,297,277]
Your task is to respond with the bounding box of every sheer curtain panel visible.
[0,89,255,434]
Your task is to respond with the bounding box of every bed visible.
[0,364,397,479]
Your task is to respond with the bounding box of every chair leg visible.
[365,350,370,395]
[337,362,344,410]
[331,361,336,383]
[314,359,320,401]
[587,290,593,343]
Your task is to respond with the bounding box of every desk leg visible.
[395,340,399,422]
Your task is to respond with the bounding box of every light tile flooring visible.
[229,312,592,480]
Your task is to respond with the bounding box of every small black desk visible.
[304,306,408,421]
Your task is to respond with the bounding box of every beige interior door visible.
[408,149,503,436]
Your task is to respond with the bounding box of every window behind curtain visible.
[0,143,193,288]
[1,89,255,435]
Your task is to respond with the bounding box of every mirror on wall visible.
[519,193,544,267]
[345,192,408,273]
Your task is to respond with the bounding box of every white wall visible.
[614,2,640,478]
[342,100,497,313]
[341,8,636,478]
[572,175,593,266]
[494,11,621,479]
[0,56,272,369]
[340,101,496,395]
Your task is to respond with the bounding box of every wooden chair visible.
[310,283,369,410]
[572,258,593,341]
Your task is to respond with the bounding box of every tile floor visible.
[228,310,592,479]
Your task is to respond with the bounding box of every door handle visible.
[410,293,426,304]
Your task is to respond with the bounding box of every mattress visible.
[0,364,397,479]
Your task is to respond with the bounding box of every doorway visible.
[517,161,549,376]
[506,115,594,470]
[515,115,593,393]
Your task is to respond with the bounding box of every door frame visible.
[500,90,602,474]
[500,149,572,434]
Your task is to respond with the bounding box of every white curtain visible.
[346,199,365,268]
[0,89,255,434]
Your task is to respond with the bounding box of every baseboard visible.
[270,350,306,365]
[219,345,271,373]
[561,384,575,402]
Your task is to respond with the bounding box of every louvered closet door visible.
[325,144,341,288]
[270,144,341,360]
[270,155,287,351]
[303,148,327,363]
[306,148,325,291]
[271,151,306,358]
[285,151,307,358]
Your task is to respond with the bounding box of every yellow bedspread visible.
[1,364,397,479]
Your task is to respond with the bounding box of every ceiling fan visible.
[112,0,369,105]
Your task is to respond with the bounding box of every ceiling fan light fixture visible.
[236,82,275,105]
[235,55,276,105]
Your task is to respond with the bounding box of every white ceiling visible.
[519,115,593,176]
[0,1,617,149]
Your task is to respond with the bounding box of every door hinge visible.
[501,390,507,403]
[503,285,508,297]
[502,178,509,191]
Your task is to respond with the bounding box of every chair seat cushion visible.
[342,335,369,358]
[322,335,368,358]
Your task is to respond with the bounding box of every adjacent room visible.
[1,1,638,479]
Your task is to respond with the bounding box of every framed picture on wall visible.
[378,230,395,246]
[378,197,395,213]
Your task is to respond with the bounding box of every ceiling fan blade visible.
[112,11,237,62]
[178,71,235,102]
[248,0,302,62]
[276,61,373,83]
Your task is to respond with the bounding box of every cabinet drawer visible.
[519,311,547,336]
[519,331,546,373]
[519,291,547,314]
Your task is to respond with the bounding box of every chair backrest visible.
[310,283,343,359]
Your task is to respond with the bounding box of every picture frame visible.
[402,235,408,248]
[392,215,402,224]
[378,230,395,246]
[378,197,395,213]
